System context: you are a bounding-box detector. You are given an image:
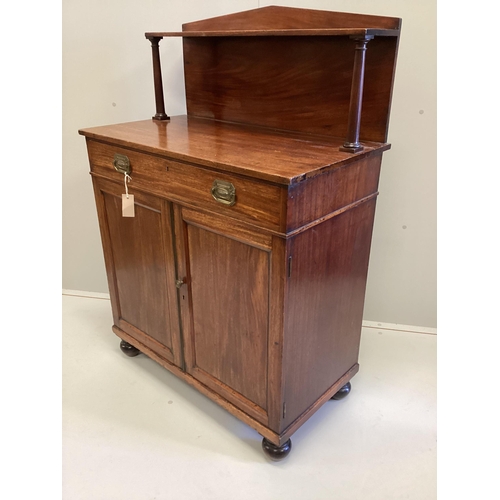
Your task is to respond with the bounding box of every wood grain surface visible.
[175,207,272,424]
[282,198,377,429]
[183,36,398,143]
[286,154,382,232]
[86,138,285,231]
[181,6,401,32]
[92,177,182,367]
[150,29,400,37]
[80,117,389,186]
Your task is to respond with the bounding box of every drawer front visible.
[87,140,285,232]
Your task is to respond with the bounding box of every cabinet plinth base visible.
[262,437,292,461]
[331,382,352,400]
[120,340,141,357]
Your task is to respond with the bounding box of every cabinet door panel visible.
[175,207,270,424]
[92,177,182,366]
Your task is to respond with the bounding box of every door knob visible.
[175,278,186,289]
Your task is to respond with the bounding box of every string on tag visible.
[124,173,132,198]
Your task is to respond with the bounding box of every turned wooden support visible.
[340,36,373,153]
[146,35,170,121]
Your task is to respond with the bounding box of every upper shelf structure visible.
[144,6,402,153]
[145,28,399,37]
[146,6,401,37]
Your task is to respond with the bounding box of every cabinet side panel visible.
[287,155,381,232]
[282,199,377,429]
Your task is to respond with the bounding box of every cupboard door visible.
[92,176,182,367]
[174,207,273,425]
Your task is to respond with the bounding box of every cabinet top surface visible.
[79,116,389,185]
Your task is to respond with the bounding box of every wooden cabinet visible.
[80,6,401,460]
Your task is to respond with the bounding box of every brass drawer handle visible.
[211,180,236,206]
[113,153,131,175]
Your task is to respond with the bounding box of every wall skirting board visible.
[362,320,436,335]
[62,290,437,335]
[62,289,111,300]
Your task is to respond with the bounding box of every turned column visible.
[146,36,170,121]
[340,35,373,153]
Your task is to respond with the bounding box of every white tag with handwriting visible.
[122,194,135,217]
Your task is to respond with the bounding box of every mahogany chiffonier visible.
[79,6,401,460]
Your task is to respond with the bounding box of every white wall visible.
[63,0,436,327]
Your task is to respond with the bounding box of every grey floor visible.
[62,294,436,500]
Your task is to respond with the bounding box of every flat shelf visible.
[145,28,400,38]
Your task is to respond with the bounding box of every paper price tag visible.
[122,194,135,217]
[121,173,134,217]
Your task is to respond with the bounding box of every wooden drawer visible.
[86,139,285,232]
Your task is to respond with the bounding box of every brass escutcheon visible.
[113,153,131,175]
[211,179,236,206]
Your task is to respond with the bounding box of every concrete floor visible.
[62,294,436,500]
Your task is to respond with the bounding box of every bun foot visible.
[331,381,351,400]
[119,340,141,357]
[262,438,292,461]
